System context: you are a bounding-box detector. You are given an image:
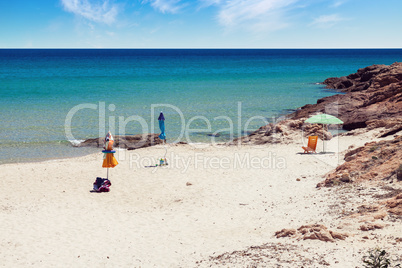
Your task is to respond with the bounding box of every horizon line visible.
[1,47,402,50]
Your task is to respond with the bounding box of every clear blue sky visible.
[1,0,401,48]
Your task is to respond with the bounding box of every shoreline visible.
[1,81,331,166]
[2,130,401,267]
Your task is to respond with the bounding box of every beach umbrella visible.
[305,113,344,125]
[102,131,118,179]
[158,112,167,165]
[158,112,166,141]
[305,113,343,153]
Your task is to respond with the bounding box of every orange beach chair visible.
[302,136,318,153]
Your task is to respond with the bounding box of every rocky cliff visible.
[292,62,402,130]
[234,62,402,145]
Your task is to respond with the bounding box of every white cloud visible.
[198,0,222,8]
[200,0,298,32]
[330,0,346,8]
[310,14,346,28]
[61,0,119,24]
[143,0,186,14]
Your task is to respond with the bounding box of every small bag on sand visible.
[93,177,112,192]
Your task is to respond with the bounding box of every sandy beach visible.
[2,0,402,265]
[2,129,401,267]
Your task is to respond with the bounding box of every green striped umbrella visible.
[305,114,343,153]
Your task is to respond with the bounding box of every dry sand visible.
[1,131,401,267]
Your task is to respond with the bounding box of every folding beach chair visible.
[302,136,318,153]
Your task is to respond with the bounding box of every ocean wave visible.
[68,139,85,147]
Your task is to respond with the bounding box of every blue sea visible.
[1,49,402,164]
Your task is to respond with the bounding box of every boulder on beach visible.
[76,133,164,150]
[275,224,349,242]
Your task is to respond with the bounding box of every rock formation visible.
[76,133,163,150]
[275,224,348,242]
[360,223,385,231]
[292,62,402,130]
[318,135,402,187]
[235,62,402,145]
[384,193,402,216]
[232,118,332,145]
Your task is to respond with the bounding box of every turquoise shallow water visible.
[1,49,402,164]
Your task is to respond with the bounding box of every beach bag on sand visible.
[93,177,112,192]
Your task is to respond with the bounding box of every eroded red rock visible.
[384,193,402,216]
[234,63,402,146]
[293,62,402,131]
[275,224,348,242]
[318,136,402,187]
